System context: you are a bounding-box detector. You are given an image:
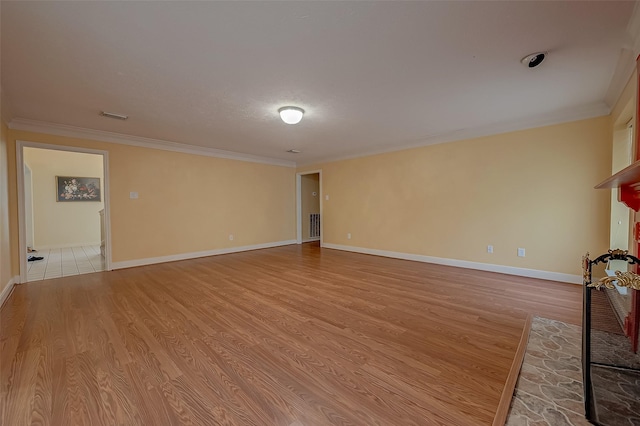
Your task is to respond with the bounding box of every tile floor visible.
[27,245,105,281]
[506,317,590,426]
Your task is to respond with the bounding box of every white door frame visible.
[23,163,34,249]
[296,169,323,246]
[16,140,112,283]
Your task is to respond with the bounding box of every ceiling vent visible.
[100,111,128,120]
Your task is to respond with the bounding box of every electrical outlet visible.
[229,234,234,241]
[129,191,138,199]
[517,248,525,257]
[487,245,493,254]
[347,233,351,240]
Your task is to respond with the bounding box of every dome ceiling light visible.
[278,106,304,124]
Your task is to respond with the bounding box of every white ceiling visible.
[1,1,636,165]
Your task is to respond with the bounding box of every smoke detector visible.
[521,52,547,68]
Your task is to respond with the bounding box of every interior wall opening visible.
[296,171,322,245]
[20,145,108,281]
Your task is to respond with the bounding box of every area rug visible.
[505,317,591,425]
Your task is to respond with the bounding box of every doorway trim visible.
[16,140,112,283]
[296,169,323,246]
[23,163,35,250]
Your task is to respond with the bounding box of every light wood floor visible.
[1,242,582,425]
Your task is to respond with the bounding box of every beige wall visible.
[1,122,13,293]
[6,129,296,274]
[301,173,320,240]
[1,116,617,279]
[23,147,104,248]
[299,116,612,276]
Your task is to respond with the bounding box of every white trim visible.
[302,238,321,243]
[296,170,323,246]
[16,145,26,283]
[296,102,609,167]
[296,174,302,244]
[9,118,296,168]
[322,243,582,284]
[0,276,19,309]
[111,240,297,270]
[16,141,113,282]
[9,104,610,172]
[33,242,102,250]
[604,49,636,109]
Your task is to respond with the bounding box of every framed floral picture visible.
[56,176,101,202]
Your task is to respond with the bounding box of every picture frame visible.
[56,176,101,202]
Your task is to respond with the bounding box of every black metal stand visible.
[582,250,640,425]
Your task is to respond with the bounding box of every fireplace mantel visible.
[596,160,640,211]
[595,159,640,353]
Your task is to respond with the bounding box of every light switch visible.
[130,192,138,199]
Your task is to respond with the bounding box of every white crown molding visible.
[323,243,582,285]
[297,102,610,167]
[8,118,296,168]
[111,239,296,270]
[9,98,609,171]
[604,49,636,109]
[604,1,640,108]
[0,276,19,309]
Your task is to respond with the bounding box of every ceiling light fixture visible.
[100,111,129,120]
[278,106,304,124]
[521,52,547,68]
[287,149,301,153]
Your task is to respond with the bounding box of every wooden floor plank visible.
[0,242,582,425]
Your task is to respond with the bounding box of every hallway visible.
[27,245,105,281]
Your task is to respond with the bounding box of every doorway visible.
[17,141,111,282]
[296,170,322,245]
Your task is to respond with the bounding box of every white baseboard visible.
[302,238,320,243]
[111,240,297,270]
[322,243,582,284]
[0,276,19,308]
[33,242,101,250]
